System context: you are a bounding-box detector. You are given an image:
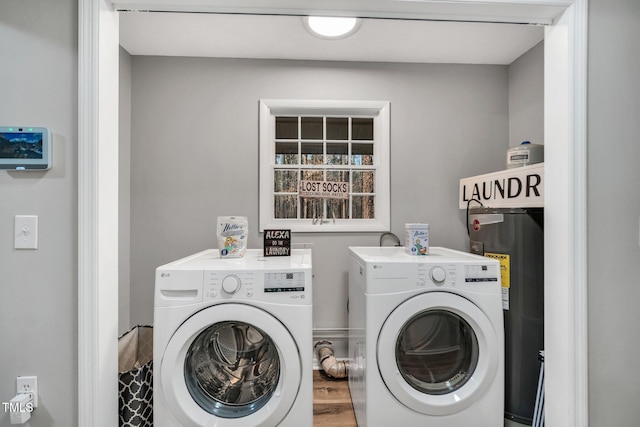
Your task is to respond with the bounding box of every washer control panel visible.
[264,271,306,293]
[205,271,256,300]
[415,263,499,289]
[221,274,242,294]
[430,266,447,284]
[204,270,307,300]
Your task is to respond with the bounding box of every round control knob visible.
[222,275,241,294]
[430,266,446,284]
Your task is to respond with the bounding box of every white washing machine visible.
[154,249,313,427]
[348,246,504,427]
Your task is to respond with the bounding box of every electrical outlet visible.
[16,376,37,407]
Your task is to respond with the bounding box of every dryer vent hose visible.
[315,341,349,379]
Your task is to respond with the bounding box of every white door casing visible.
[78,1,587,426]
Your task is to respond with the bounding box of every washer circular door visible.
[377,292,499,416]
[160,303,301,426]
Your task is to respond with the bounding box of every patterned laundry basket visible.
[118,325,153,427]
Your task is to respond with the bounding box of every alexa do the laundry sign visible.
[299,180,349,199]
[459,163,544,209]
[263,229,291,257]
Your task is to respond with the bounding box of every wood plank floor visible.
[313,370,357,427]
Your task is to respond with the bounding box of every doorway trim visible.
[78,1,587,426]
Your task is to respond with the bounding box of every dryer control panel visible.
[417,263,459,287]
[464,264,499,283]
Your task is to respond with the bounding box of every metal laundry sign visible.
[459,163,544,208]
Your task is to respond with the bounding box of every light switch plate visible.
[14,215,38,249]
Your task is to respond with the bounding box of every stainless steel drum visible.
[184,321,280,419]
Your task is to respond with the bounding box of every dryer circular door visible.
[160,303,302,426]
[377,292,499,416]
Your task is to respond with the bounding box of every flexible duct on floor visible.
[315,341,349,379]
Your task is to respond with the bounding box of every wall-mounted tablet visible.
[0,127,52,170]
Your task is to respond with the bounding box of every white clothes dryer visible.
[154,249,312,427]
[348,246,504,427]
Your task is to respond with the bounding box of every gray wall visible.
[128,57,509,329]
[509,41,544,148]
[0,1,77,426]
[587,0,640,425]
[5,1,636,424]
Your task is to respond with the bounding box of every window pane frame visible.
[260,99,390,232]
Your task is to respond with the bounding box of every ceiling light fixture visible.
[303,16,362,39]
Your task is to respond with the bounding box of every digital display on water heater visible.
[264,271,305,293]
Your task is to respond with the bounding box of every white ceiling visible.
[119,12,545,65]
